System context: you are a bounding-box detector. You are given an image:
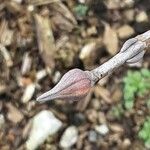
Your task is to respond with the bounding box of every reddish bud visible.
[37,69,93,102]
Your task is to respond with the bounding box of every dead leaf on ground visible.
[28,0,60,6]
[34,14,56,69]
[103,23,119,56]
[94,85,112,104]
[6,103,24,124]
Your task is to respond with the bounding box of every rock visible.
[88,130,97,142]
[79,42,96,59]
[0,114,5,129]
[78,0,85,3]
[112,87,122,102]
[109,123,124,133]
[60,126,78,149]
[105,0,134,9]
[26,110,62,150]
[94,85,112,104]
[52,71,61,84]
[86,109,98,123]
[103,23,119,55]
[95,124,109,135]
[105,0,121,9]
[87,26,97,36]
[71,113,86,126]
[122,138,131,149]
[123,9,135,22]
[91,98,101,110]
[98,112,107,124]
[117,25,135,39]
[12,0,22,3]
[136,11,148,23]
[21,83,36,103]
[6,103,24,124]
[79,40,102,69]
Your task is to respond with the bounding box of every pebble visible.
[72,113,86,126]
[123,9,135,22]
[53,71,61,84]
[21,83,36,103]
[95,124,109,135]
[109,123,124,133]
[136,11,148,23]
[122,138,131,148]
[0,114,5,129]
[88,130,97,142]
[117,25,135,39]
[6,103,24,124]
[60,126,78,149]
[78,0,85,3]
[79,41,102,69]
[86,109,98,123]
[103,23,119,55]
[26,110,62,150]
[79,42,96,61]
[91,99,101,110]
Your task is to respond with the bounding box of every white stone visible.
[79,42,96,60]
[12,0,22,4]
[26,110,62,150]
[95,124,109,135]
[78,0,86,3]
[0,114,5,129]
[117,25,134,39]
[136,11,148,23]
[60,126,78,148]
[21,83,36,103]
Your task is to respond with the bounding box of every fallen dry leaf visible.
[103,23,119,55]
[117,25,135,39]
[6,103,24,124]
[94,85,112,104]
[34,14,56,69]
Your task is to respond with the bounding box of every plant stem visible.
[91,31,150,82]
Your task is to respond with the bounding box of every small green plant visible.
[110,104,124,119]
[138,117,150,149]
[123,69,150,109]
[74,4,88,17]
[146,98,150,109]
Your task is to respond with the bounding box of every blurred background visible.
[0,0,150,149]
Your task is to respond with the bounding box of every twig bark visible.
[91,30,150,82]
[37,30,150,102]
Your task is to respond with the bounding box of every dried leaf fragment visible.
[117,25,135,39]
[103,24,119,55]
[52,2,77,25]
[21,83,36,103]
[34,14,56,69]
[0,44,13,67]
[94,85,112,104]
[21,53,32,75]
[28,0,60,6]
[0,20,14,46]
[6,103,24,124]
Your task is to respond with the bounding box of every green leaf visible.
[123,69,150,110]
[125,100,134,109]
[138,117,150,148]
[141,69,150,78]
[145,139,150,149]
[74,4,88,17]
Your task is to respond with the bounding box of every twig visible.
[37,30,150,102]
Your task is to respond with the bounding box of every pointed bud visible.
[36,69,94,102]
